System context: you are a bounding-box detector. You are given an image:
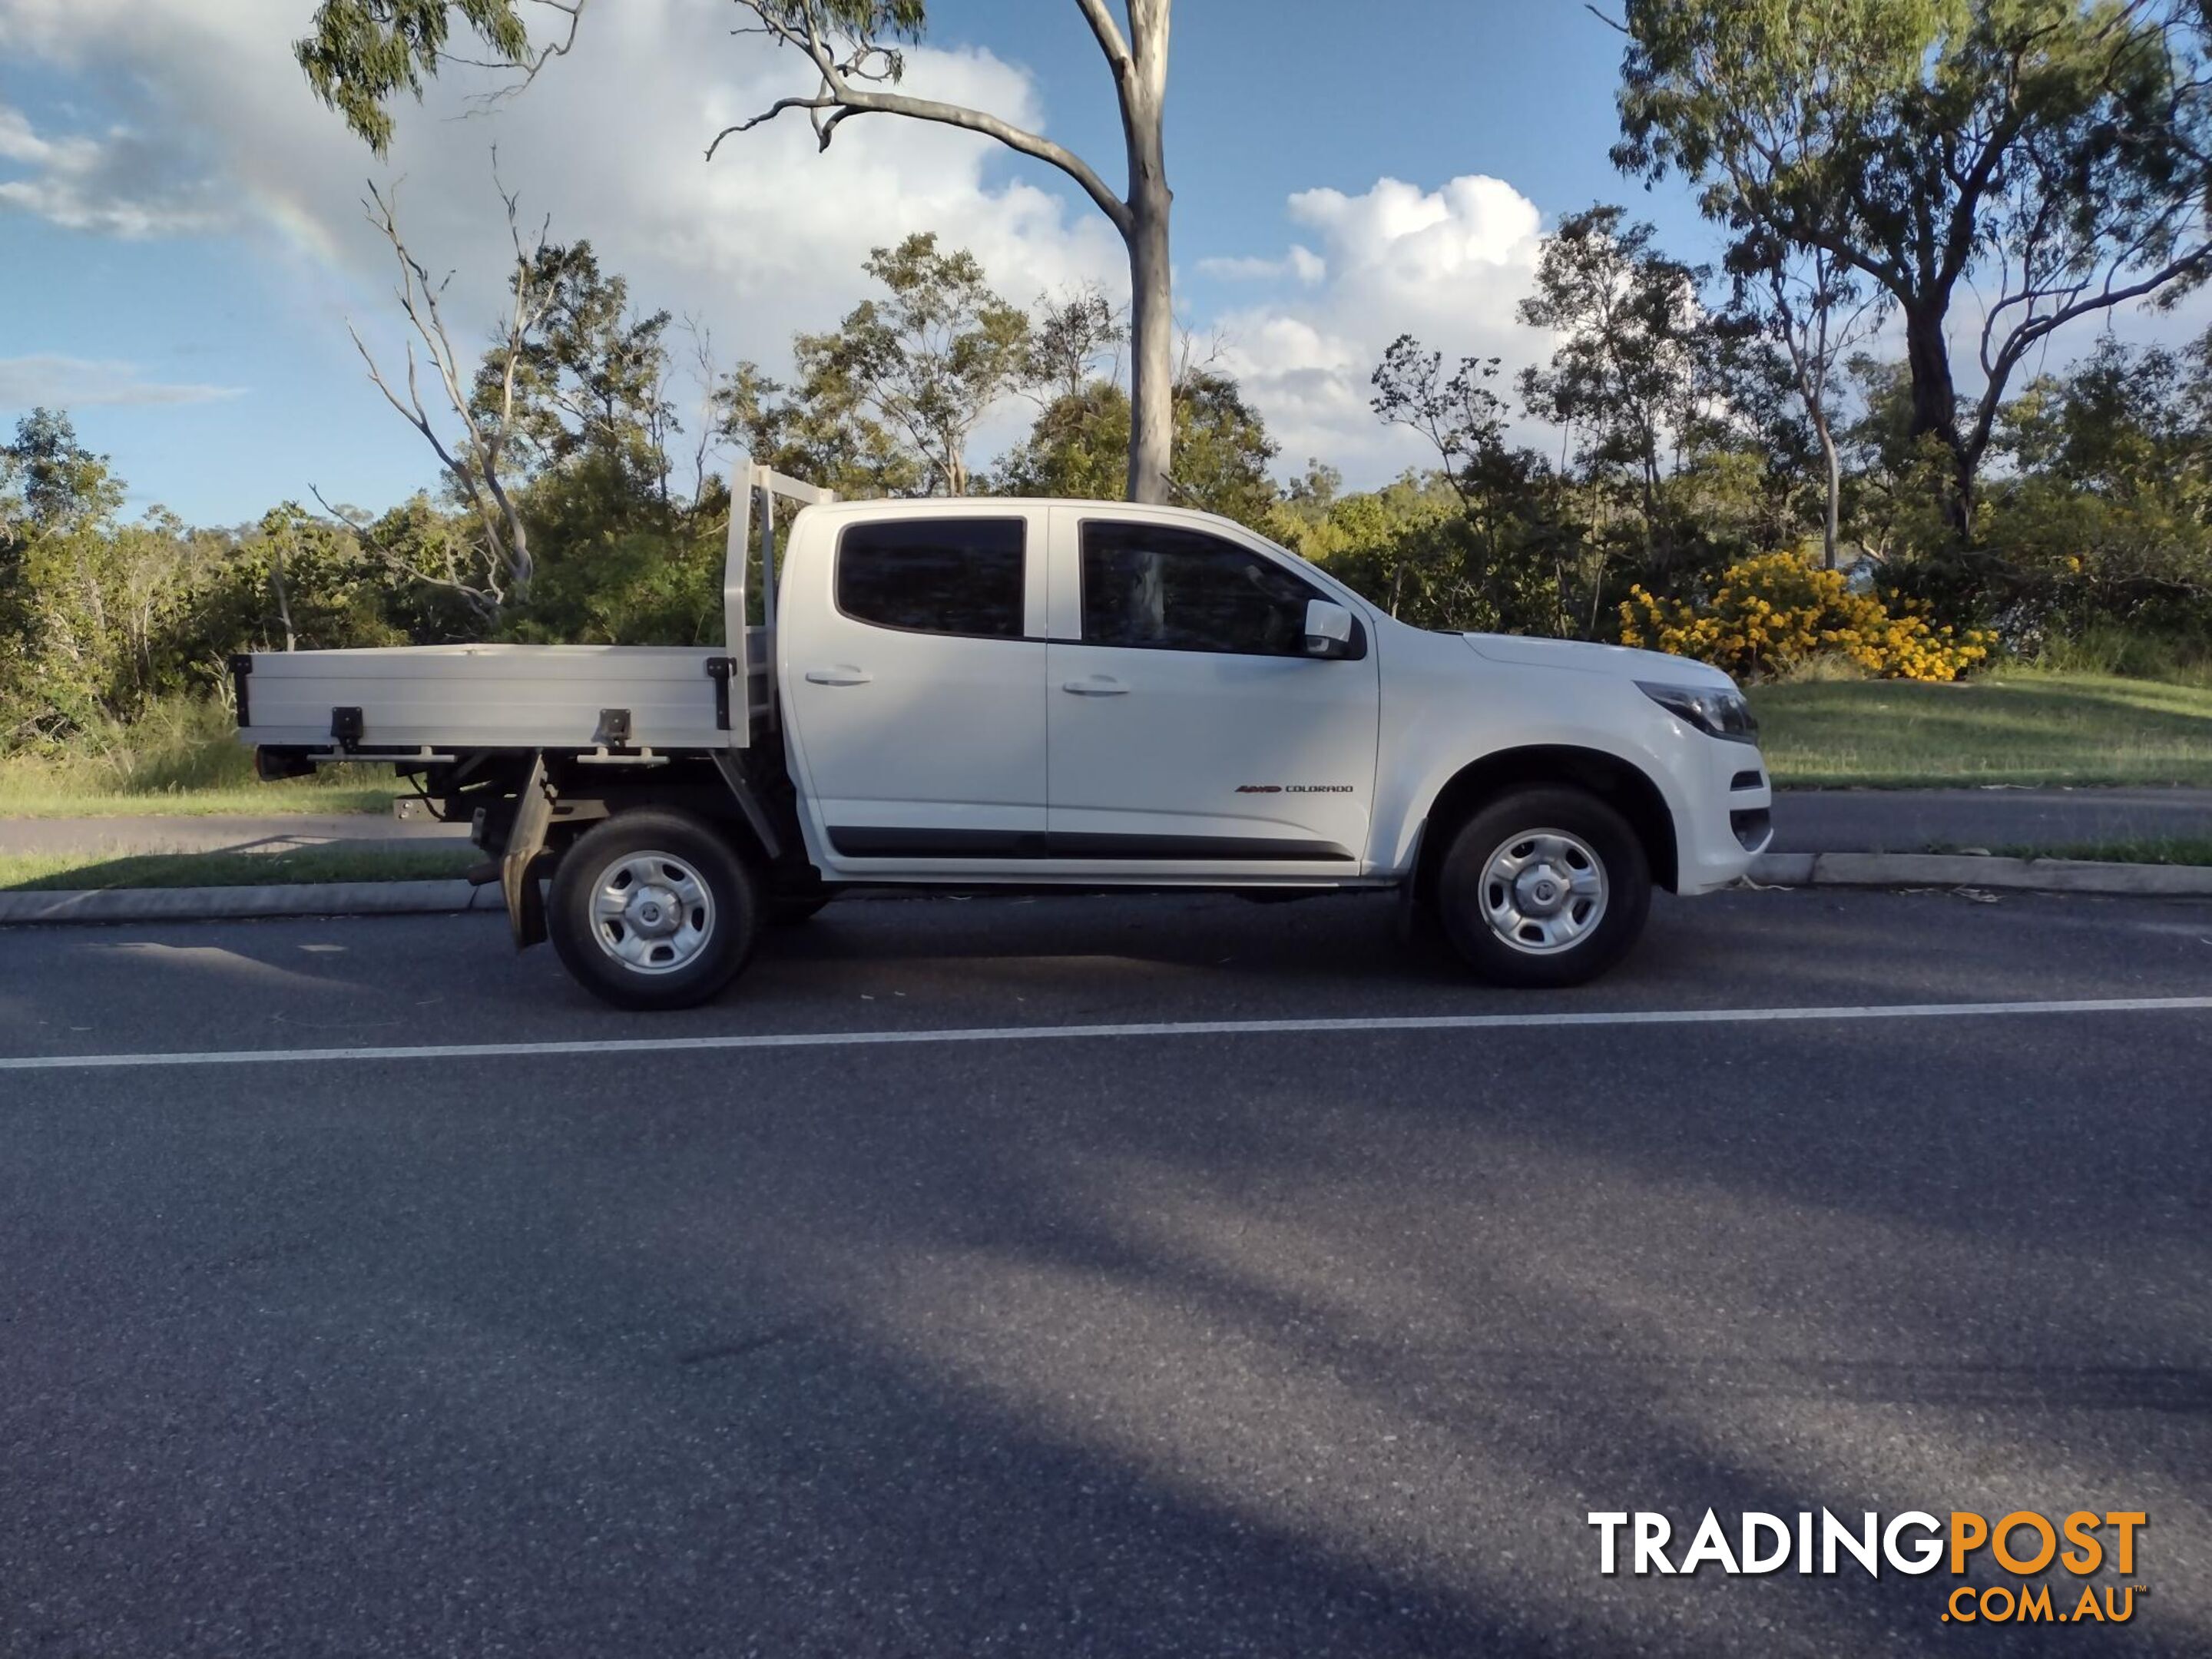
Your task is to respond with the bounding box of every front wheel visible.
[1432,786,1651,988]
[548,810,761,1010]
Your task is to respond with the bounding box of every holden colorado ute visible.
[234,461,1773,1009]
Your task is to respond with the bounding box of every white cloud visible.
[1210,174,1551,479]
[0,354,243,406]
[1198,246,1325,285]
[0,0,1126,398]
[0,101,233,237]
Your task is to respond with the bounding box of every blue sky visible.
[0,3,1843,526]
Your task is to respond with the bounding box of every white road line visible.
[3,995,2210,1073]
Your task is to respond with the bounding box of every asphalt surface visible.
[2,888,2209,1657]
[5,785,2210,861]
[1767,786,2212,853]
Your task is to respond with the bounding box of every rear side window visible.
[1081,521,1321,656]
[836,518,1026,639]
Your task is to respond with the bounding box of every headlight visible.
[1637,680,1759,743]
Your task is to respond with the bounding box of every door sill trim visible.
[827,826,1354,863]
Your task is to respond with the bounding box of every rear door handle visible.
[804,666,873,686]
[1061,676,1129,696]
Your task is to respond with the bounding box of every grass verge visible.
[0,846,478,892]
[0,697,398,818]
[1748,672,2212,787]
[0,784,402,818]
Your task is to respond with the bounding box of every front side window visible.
[836,518,1026,639]
[1080,522,1322,656]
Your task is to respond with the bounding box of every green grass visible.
[0,783,402,818]
[0,696,399,818]
[1968,837,2212,866]
[1747,672,2212,787]
[0,845,478,892]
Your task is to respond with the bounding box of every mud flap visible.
[1394,821,1435,950]
[502,755,555,950]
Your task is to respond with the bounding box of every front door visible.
[781,509,1048,863]
[1044,507,1381,866]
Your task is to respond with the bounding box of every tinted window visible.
[837,518,1026,638]
[1081,522,1320,656]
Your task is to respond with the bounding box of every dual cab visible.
[240,479,1772,1008]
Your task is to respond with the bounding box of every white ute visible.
[236,462,1773,1008]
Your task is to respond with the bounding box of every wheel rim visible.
[588,851,715,975]
[1477,827,1608,955]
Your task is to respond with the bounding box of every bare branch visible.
[310,485,503,622]
[707,2,1134,236]
[343,170,550,614]
[1073,0,1134,73]
[459,0,589,108]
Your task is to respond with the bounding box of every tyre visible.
[547,810,761,1010]
[1432,786,1651,988]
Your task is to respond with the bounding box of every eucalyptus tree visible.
[1730,233,1884,568]
[475,241,680,505]
[296,1,1181,503]
[1515,205,1709,531]
[1024,284,1126,405]
[791,233,1031,497]
[1369,337,1584,635]
[994,368,1281,531]
[716,360,926,501]
[1612,0,2212,531]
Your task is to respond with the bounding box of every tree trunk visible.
[1120,0,1173,505]
[272,545,296,652]
[1124,197,1173,504]
[1816,416,1841,571]
[1902,302,1971,538]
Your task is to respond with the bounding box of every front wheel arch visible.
[1409,746,1678,916]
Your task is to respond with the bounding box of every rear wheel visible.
[1432,786,1651,988]
[548,810,760,1010]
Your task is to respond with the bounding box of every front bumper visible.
[1674,741,1773,894]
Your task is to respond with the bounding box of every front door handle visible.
[804,666,873,686]
[1061,676,1129,696]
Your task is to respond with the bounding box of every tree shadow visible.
[4,979,2205,1655]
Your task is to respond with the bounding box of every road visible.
[2,888,2209,1657]
[1765,786,2212,853]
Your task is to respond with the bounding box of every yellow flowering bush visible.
[1618,553,1995,682]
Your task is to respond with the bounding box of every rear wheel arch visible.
[534,757,792,875]
[1409,746,1679,906]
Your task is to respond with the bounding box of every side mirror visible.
[1303,598,1356,659]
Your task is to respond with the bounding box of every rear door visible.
[780,508,1048,863]
[1044,507,1381,866]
